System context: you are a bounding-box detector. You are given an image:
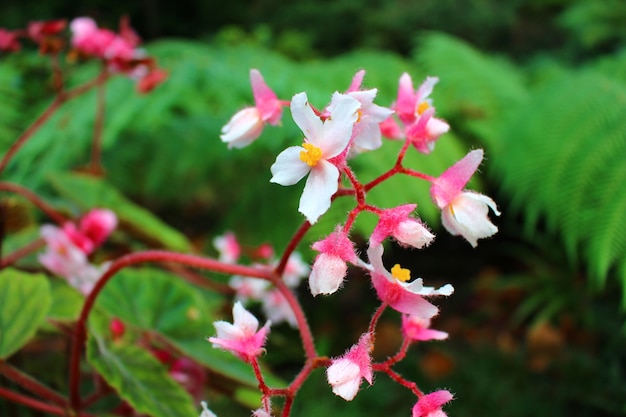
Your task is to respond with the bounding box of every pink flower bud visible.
[326,333,373,401]
[412,390,454,417]
[309,229,357,296]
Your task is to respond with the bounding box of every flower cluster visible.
[203,68,501,416]
[38,208,117,295]
[0,17,167,93]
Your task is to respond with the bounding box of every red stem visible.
[0,387,87,417]
[0,238,45,269]
[0,182,68,224]
[271,277,317,360]
[275,221,311,277]
[0,360,68,407]
[68,250,273,412]
[368,303,387,335]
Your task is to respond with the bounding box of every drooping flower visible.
[270,92,360,224]
[70,17,134,61]
[308,229,358,296]
[208,302,270,361]
[220,69,283,148]
[0,28,21,52]
[281,251,310,288]
[370,204,434,249]
[326,333,373,401]
[366,244,452,318]
[430,149,500,247]
[401,315,448,342]
[412,390,454,417]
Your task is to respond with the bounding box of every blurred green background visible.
[2,0,626,416]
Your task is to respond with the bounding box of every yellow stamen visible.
[417,101,430,115]
[356,109,363,123]
[299,143,323,167]
[391,264,411,282]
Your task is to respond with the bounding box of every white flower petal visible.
[270,147,311,186]
[298,160,339,224]
[291,92,323,141]
[232,301,260,336]
[322,93,361,157]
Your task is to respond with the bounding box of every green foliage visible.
[87,333,197,417]
[495,71,626,296]
[47,172,192,251]
[0,58,24,150]
[414,32,529,147]
[558,0,626,52]
[0,268,51,359]
[94,267,281,388]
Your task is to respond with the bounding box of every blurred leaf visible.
[0,268,51,359]
[87,334,197,417]
[47,172,191,251]
[95,267,281,387]
[47,280,84,323]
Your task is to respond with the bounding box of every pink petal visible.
[220,107,265,149]
[430,149,484,208]
[250,69,282,125]
[395,72,417,125]
[309,253,348,296]
[346,69,365,93]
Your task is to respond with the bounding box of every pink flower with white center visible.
[270,93,361,224]
[262,288,297,327]
[366,244,452,318]
[412,390,454,417]
[199,401,217,417]
[370,204,435,249]
[326,333,373,401]
[402,314,448,342]
[229,276,271,303]
[270,92,360,224]
[393,73,449,153]
[430,149,501,247]
[220,69,283,149]
[308,229,358,296]
[39,225,88,279]
[282,251,310,288]
[208,301,270,361]
[213,231,241,264]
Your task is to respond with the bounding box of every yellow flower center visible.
[356,109,363,123]
[416,101,430,115]
[391,264,411,282]
[299,143,323,167]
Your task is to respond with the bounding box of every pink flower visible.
[39,225,88,278]
[213,231,241,263]
[282,252,310,288]
[366,244,452,318]
[270,92,360,224]
[370,204,435,249]
[61,208,117,254]
[308,229,358,296]
[262,289,297,327]
[412,390,454,417]
[393,74,449,153]
[402,315,448,342]
[220,69,283,148]
[326,333,373,401]
[430,149,500,247]
[0,28,20,52]
[229,276,271,303]
[252,408,273,417]
[208,302,270,361]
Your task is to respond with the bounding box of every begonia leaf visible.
[47,172,191,252]
[0,268,51,359]
[87,334,197,417]
[95,268,282,387]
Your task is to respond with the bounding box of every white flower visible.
[270,92,360,224]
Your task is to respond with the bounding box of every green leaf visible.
[87,334,197,417]
[47,280,84,322]
[47,172,191,252]
[0,268,51,359]
[95,268,281,387]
